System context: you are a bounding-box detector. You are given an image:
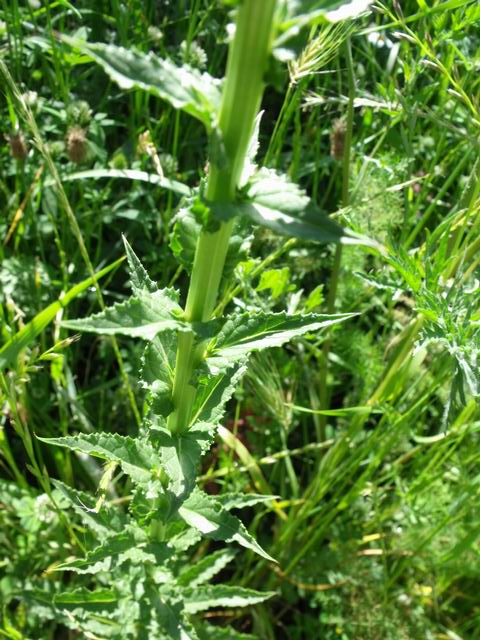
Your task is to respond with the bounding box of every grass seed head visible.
[66,125,87,164]
[330,118,347,161]
[8,132,28,160]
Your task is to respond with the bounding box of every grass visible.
[0,1,479,638]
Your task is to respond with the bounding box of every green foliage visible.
[65,39,222,129]
[61,287,186,339]
[0,1,479,639]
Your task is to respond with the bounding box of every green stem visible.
[168,0,277,434]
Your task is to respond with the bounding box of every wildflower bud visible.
[67,100,92,128]
[66,126,87,164]
[330,118,347,161]
[9,132,28,160]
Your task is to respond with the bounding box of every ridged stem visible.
[168,0,277,434]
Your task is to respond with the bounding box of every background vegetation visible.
[1,0,479,638]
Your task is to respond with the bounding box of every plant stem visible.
[168,0,277,434]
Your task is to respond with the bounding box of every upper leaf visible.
[178,489,275,562]
[206,311,356,372]
[212,169,377,247]
[62,288,186,340]
[65,38,222,129]
[170,202,252,281]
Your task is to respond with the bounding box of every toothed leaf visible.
[183,585,275,614]
[190,362,248,426]
[58,528,173,575]
[206,311,356,372]
[40,433,159,485]
[179,489,275,562]
[211,169,376,247]
[62,288,185,340]
[123,236,158,294]
[177,549,237,588]
[149,422,217,504]
[141,332,177,414]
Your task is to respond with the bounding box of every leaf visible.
[24,588,121,637]
[215,493,277,511]
[212,169,377,247]
[206,311,356,372]
[195,622,256,640]
[58,529,173,575]
[183,585,275,614]
[176,549,237,588]
[0,257,123,370]
[170,205,201,274]
[65,38,222,129]
[45,168,191,196]
[256,267,291,299]
[141,332,177,414]
[52,479,128,536]
[145,585,198,640]
[40,433,159,485]
[178,489,275,562]
[53,588,118,607]
[190,362,248,426]
[62,288,186,340]
[149,422,216,504]
[240,110,264,187]
[122,236,158,294]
